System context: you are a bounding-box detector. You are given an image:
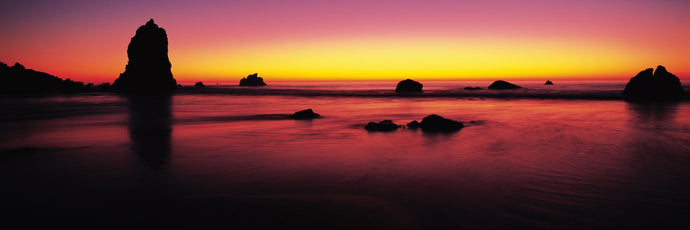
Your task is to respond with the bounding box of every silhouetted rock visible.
[364,120,400,131]
[98,83,111,90]
[623,65,686,101]
[194,81,205,89]
[239,73,267,86]
[419,114,464,132]
[12,63,25,71]
[407,120,420,129]
[545,80,553,85]
[464,87,482,90]
[488,80,521,90]
[112,19,177,92]
[289,109,321,119]
[0,62,89,93]
[395,79,423,92]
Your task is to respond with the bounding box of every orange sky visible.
[1,0,689,83]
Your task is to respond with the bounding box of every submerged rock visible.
[488,80,521,90]
[239,73,267,86]
[464,87,482,90]
[113,19,177,92]
[545,80,554,85]
[365,120,400,131]
[395,79,423,92]
[623,65,686,101]
[419,114,464,132]
[289,109,321,120]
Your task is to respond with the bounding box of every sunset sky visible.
[1,0,689,83]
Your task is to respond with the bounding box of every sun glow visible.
[171,37,651,81]
[2,0,689,83]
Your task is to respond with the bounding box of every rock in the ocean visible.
[239,73,267,86]
[407,120,420,129]
[289,109,321,120]
[395,79,423,92]
[464,87,482,90]
[364,120,400,131]
[113,19,177,92]
[623,65,686,101]
[488,80,521,90]
[545,80,553,85]
[194,81,205,89]
[419,114,464,132]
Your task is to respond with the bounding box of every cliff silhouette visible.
[0,62,89,93]
[112,19,177,92]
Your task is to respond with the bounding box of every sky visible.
[1,0,689,83]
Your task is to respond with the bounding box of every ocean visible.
[2,80,690,228]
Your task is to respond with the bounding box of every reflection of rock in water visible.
[626,102,679,127]
[126,94,172,169]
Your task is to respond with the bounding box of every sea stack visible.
[395,79,423,92]
[239,73,267,86]
[623,65,686,101]
[488,80,521,90]
[545,80,554,85]
[112,19,177,92]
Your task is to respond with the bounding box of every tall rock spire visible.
[113,19,177,92]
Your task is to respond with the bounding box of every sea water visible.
[2,81,690,228]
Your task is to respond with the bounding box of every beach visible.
[2,80,690,228]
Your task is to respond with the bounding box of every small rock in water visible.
[488,80,521,90]
[544,80,553,85]
[464,87,482,90]
[395,79,423,92]
[289,109,321,120]
[365,120,400,131]
[419,114,464,132]
[407,120,420,129]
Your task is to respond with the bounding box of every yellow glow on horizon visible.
[170,37,655,81]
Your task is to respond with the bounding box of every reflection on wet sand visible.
[126,94,172,169]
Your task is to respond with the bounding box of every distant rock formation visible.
[464,87,482,90]
[289,109,321,120]
[395,79,423,92]
[239,73,267,86]
[112,19,177,92]
[418,114,464,132]
[194,82,205,89]
[0,62,88,92]
[623,65,686,101]
[488,80,521,90]
[545,80,554,85]
[364,120,400,131]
